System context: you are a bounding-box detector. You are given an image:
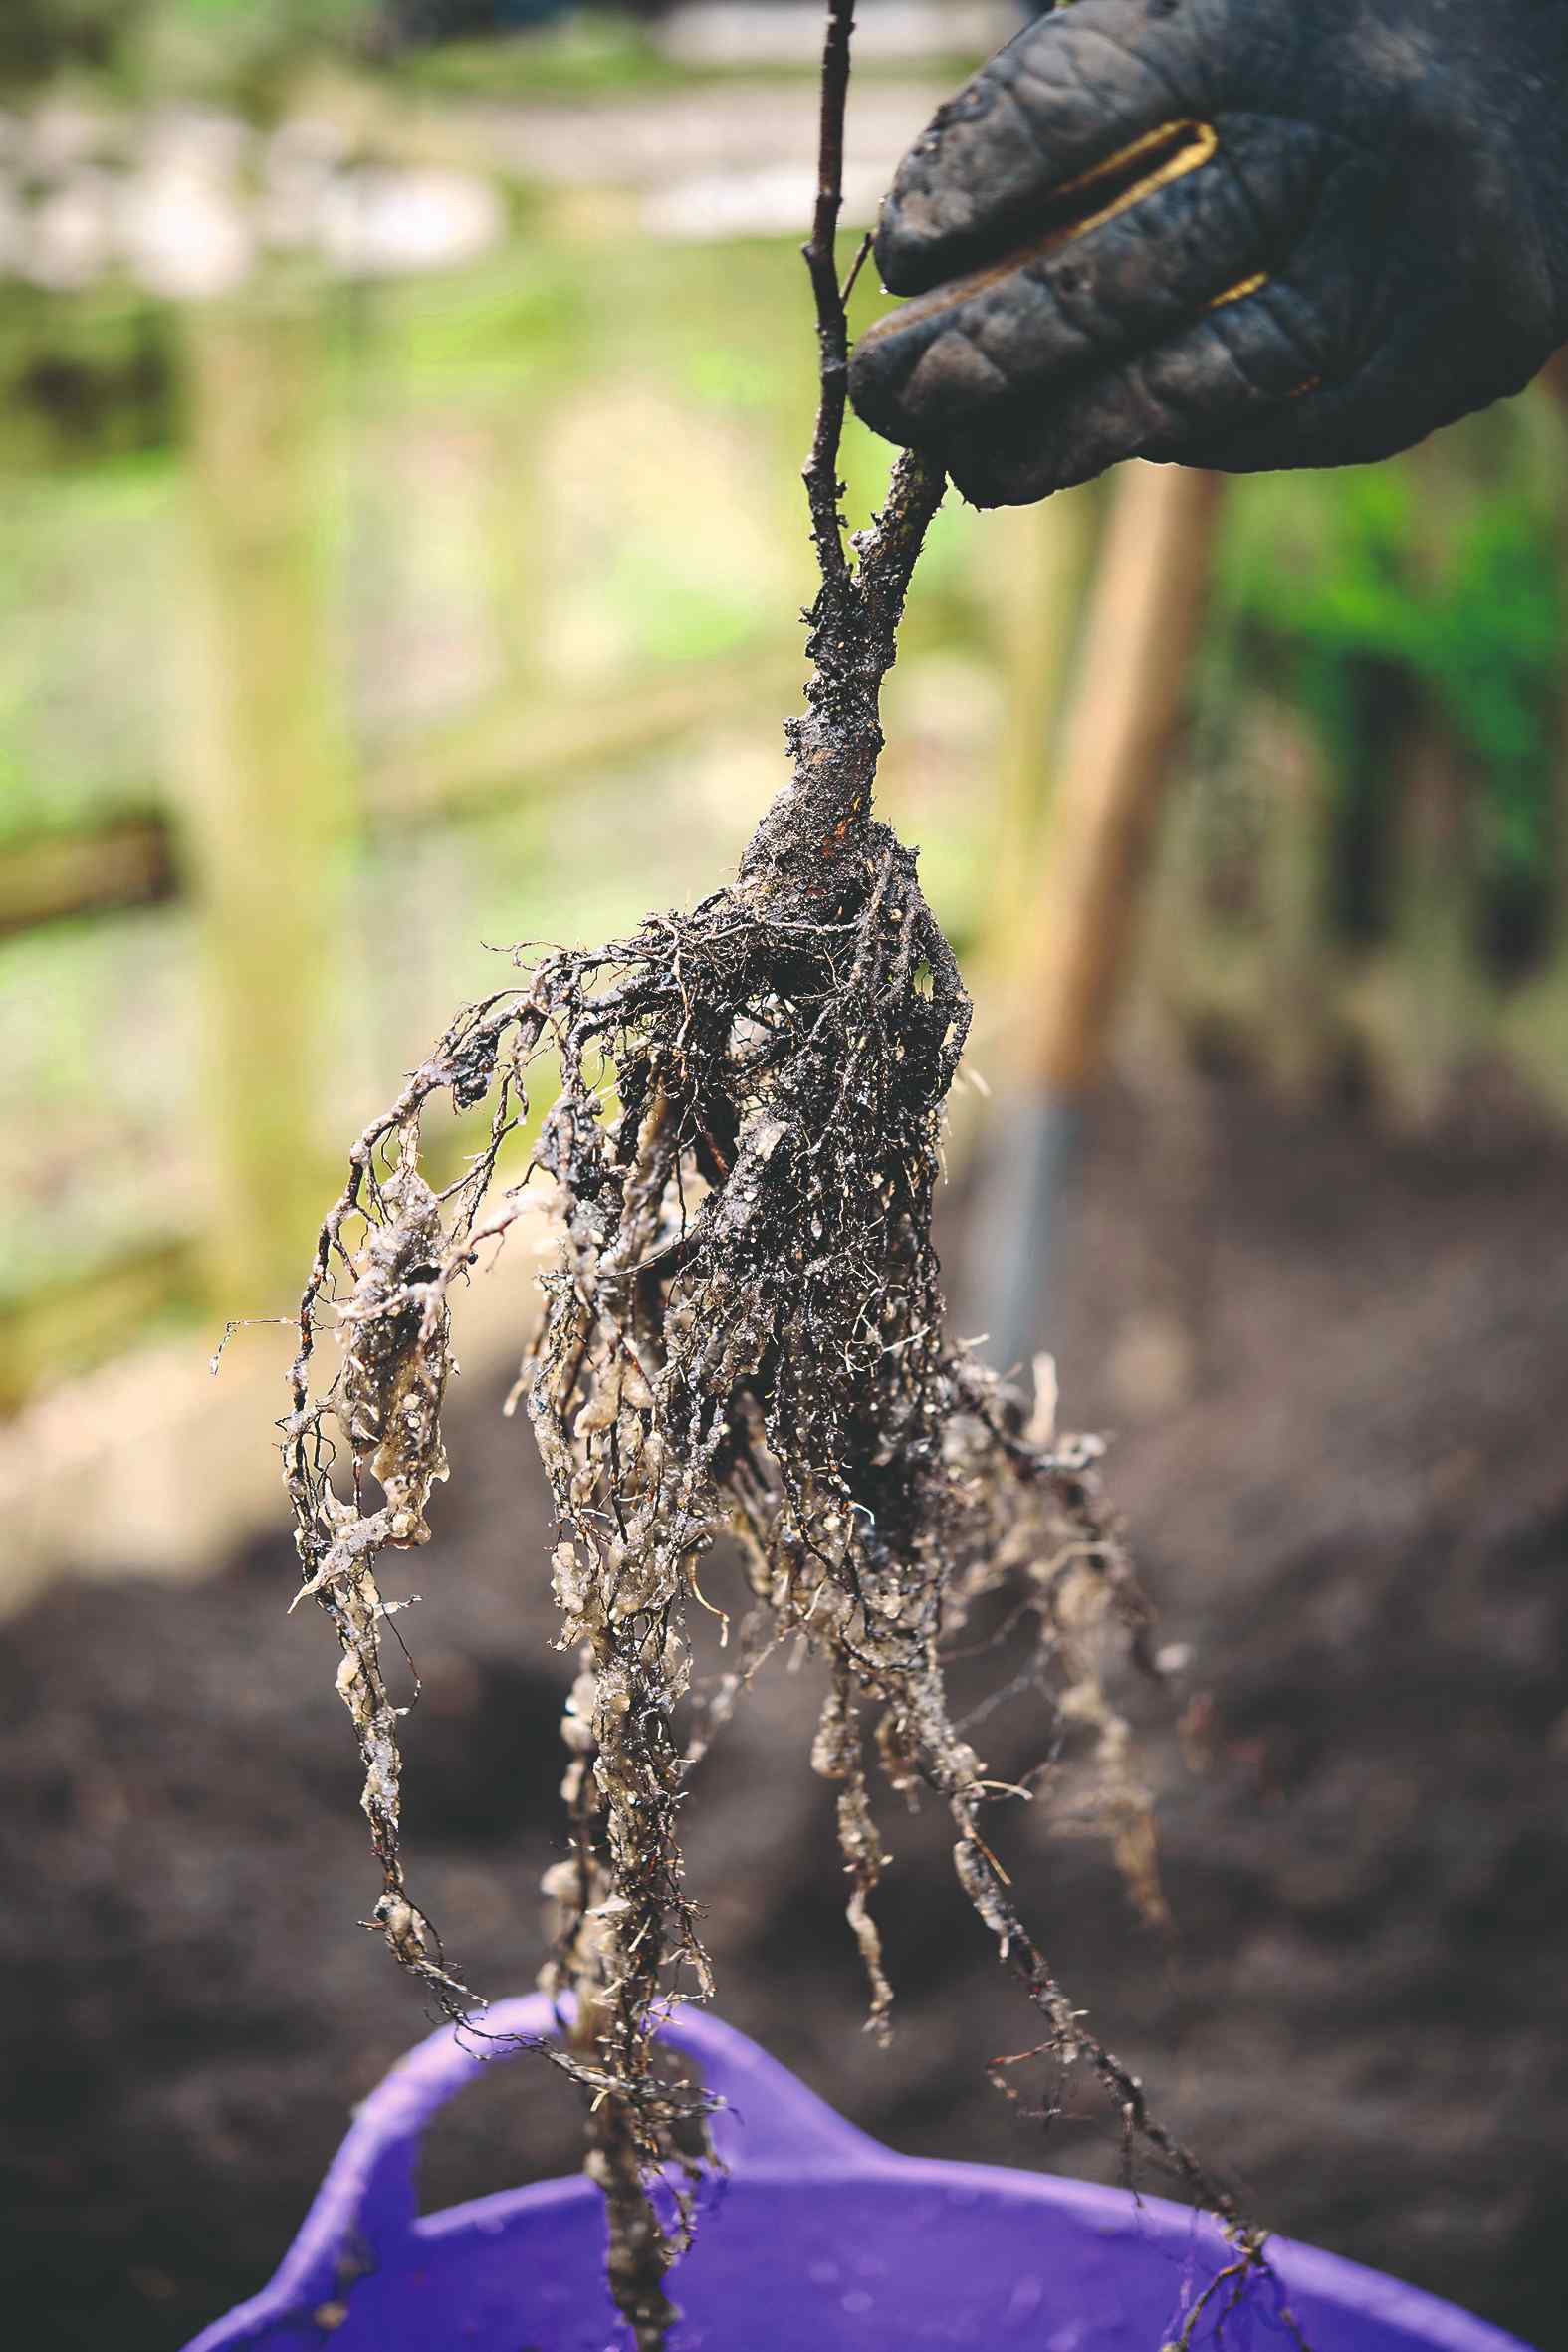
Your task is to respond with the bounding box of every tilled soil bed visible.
[5,1071,1567,2351]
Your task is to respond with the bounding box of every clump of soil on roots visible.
[282,8,1298,2344]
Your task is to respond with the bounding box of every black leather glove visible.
[848,0,1568,505]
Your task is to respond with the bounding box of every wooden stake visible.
[1010,461,1224,1092]
[985,482,1103,960]
[966,462,1221,1371]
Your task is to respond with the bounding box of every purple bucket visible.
[183,1996,1530,2352]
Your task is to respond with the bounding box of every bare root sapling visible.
[282,6,1302,2343]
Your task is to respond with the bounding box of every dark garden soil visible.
[5,1070,1567,2352]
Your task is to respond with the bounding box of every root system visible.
[281,6,1302,2343]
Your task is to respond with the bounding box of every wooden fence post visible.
[1257,701,1340,1103]
[1365,712,1486,1133]
[169,286,357,1317]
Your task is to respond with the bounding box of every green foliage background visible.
[0,0,376,106]
[1213,414,1564,960]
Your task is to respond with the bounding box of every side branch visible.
[855,447,947,644]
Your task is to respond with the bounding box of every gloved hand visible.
[848,0,1568,505]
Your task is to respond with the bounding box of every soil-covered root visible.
[282,801,1200,2328]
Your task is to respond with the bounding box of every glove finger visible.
[851,116,1323,448]
[940,279,1328,506]
[1176,384,1415,476]
[1180,313,1549,476]
[876,0,1214,295]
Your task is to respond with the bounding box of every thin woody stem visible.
[802,0,856,588]
[740,8,947,900]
